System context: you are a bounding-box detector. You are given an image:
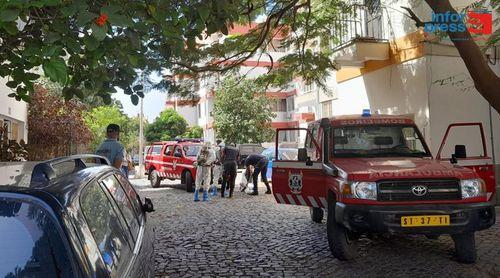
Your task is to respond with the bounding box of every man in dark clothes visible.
[220,144,239,198]
[244,154,271,195]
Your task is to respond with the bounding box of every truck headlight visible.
[351,182,377,200]
[460,179,485,199]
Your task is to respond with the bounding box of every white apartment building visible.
[0,77,28,142]
[314,0,500,201]
[165,24,303,143]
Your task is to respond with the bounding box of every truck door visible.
[437,122,496,201]
[272,128,327,208]
[162,145,175,179]
[171,145,184,179]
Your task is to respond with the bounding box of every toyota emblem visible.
[411,185,428,196]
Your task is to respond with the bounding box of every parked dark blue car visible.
[0,155,155,278]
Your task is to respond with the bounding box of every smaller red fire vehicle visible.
[144,139,202,191]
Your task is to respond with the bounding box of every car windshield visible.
[333,125,431,158]
[183,145,201,156]
[0,197,74,277]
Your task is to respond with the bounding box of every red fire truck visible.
[272,112,496,263]
[144,139,202,191]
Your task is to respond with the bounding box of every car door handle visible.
[479,166,488,171]
[275,169,285,173]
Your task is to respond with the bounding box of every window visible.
[174,146,183,157]
[332,125,430,158]
[183,145,201,157]
[116,175,144,224]
[164,145,174,156]
[102,175,141,242]
[81,182,131,273]
[2,119,12,140]
[0,198,74,277]
[286,97,295,112]
[322,101,333,118]
[151,145,162,155]
[270,99,287,112]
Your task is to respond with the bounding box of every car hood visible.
[333,157,475,181]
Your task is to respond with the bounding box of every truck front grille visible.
[378,179,461,202]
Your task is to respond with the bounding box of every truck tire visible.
[185,171,194,192]
[310,207,324,223]
[452,232,477,264]
[327,199,357,260]
[150,170,161,188]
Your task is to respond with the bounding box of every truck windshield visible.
[0,197,74,277]
[333,125,431,158]
[183,145,201,156]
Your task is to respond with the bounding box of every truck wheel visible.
[150,170,161,188]
[452,232,477,264]
[185,171,194,192]
[310,207,324,223]
[327,199,357,260]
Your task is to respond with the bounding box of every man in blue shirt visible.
[244,154,271,195]
[95,124,124,169]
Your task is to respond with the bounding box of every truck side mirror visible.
[298,148,307,162]
[450,154,458,164]
[454,145,467,159]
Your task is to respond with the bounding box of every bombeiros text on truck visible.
[271,110,496,263]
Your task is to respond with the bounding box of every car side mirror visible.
[454,145,467,159]
[305,156,313,166]
[298,148,307,162]
[174,152,182,158]
[143,197,155,213]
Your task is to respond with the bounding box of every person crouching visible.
[194,142,216,202]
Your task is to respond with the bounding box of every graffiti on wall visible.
[432,73,475,94]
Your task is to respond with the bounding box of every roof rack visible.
[31,154,110,185]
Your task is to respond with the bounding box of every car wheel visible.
[150,170,161,188]
[452,232,477,263]
[185,171,194,192]
[310,207,324,223]
[327,198,357,260]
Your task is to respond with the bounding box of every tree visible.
[2,0,498,113]
[83,105,138,151]
[0,0,242,103]
[183,126,203,139]
[213,78,275,144]
[28,86,91,160]
[145,109,187,142]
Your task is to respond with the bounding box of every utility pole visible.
[137,96,144,178]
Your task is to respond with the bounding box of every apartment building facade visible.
[318,0,500,202]
[0,77,28,143]
[165,24,308,143]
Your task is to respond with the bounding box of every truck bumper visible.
[335,202,496,235]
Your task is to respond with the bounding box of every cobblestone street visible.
[131,177,500,278]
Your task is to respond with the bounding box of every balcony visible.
[331,4,389,68]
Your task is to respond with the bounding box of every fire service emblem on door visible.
[289,172,303,194]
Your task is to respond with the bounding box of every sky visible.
[113,87,166,122]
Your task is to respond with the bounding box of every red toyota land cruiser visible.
[144,139,202,191]
[272,113,496,263]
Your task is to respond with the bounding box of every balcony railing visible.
[331,4,387,50]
